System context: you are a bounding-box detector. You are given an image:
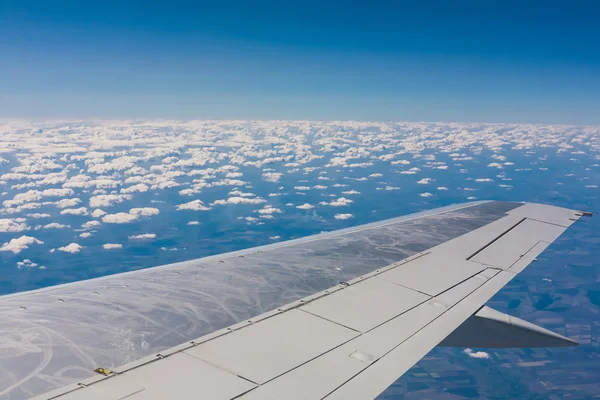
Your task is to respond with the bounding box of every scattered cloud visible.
[463,348,491,359]
[1,236,44,254]
[103,243,123,250]
[58,243,83,254]
[334,213,354,220]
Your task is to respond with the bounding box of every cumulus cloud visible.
[121,183,149,194]
[60,207,89,216]
[256,205,282,215]
[58,243,83,254]
[41,223,70,229]
[487,162,504,169]
[129,233,156,240]
[17,259,43,269]
[420,192,433,197]
[102,207,159,223]
[463,348,491,359]
[187,221,200,225]
[103,243,123,250]
[89,194,132,208]
[417,178,432,184]
[42,188,74,198]
[1,236,43,254]
[212,197,266,206]
[296,203,315,210]
[176,200,211,211]
[56,198,82,208]
[342,190,361,195]
[91,209,107,218]
[322,197,353,207]
[334,213,354,220]
[474,178,494,182]
[437,186,448,190]
[79,232,92,238]
[262,172,283,183]
[0,218,29,232]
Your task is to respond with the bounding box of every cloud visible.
[102,212,138,224]
[487,162,504,169]
[437,186,448,190]
[296,203,315,210]
[41,223,70,229]
[1,236,44,254]
[342,190,361,195]
[176,200,211,211]
[17,259,43,269]
[212,197,266,205]
[256,206,282,215]
[58,243,83,253]
[103,243,123,250]
[0,218,29,232]
[417,178,432,184]
[262,172,283,183]
[334,213,354,220]
[187,221,200,225]
[3,190,43,207]
[420,192,433,197]
[60,207,89,216]
[56,198,82,208]
[322,197,353,207]
[121,183,149,194]
[129,233,156,240]
[129,207,160,217]
[82,220,101,229]
[102,207,159,223]
[463,348,491,359]
[474,178,494,182]
[79,232,92,238]
[89,194,132,208]
[41,188,74,198]
[269,235,281,240]
[91,209,107,218]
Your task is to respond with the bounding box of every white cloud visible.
[294,186,311,191]
[334,213,354,220]
[384,186,400,191]
[60,207,89,216]
[79,232,92,238]
[129,207,160,217]
[296,203,315,210]
[1,236,43,254]
[463,348,491,359]
[269,235,281,240]
[437,186,448,191]
[91,209,107,218]
[176,200,211,211]
[420,192,433,197]
[417,178,432,184]
[342,190,361,195]
[82,220,101,229]
[212,197,266,205]
[0,218,29,232]
[129,233,156,240]
[17,259,43,269]
[103,243,123,250]
[89,194,132,208]
[256,206,283,215]
[3,190,43,207]
[102,207,159,224]
[121,183,149,194]
[27,213,51,218]
[187,221,200,225]
[42,188,74,198]
[474,178,494,182]
[262,172,283,183]
[56,198,82,208]
[41,223,70,229]
[58,243,83,254]
[487,162,504,169]
[102,212,137,224]
[323,197,353,207]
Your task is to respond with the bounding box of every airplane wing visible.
[0,201,589,400]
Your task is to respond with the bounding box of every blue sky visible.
[1,0,599,123]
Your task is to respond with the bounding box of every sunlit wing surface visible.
[0,201,588,400]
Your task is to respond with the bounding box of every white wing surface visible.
[0,201,588,400]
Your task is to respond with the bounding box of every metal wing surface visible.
[0,201,587,400]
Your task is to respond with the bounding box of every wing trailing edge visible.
[438,306,578,348]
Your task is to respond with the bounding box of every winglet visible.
[438,306,578,348]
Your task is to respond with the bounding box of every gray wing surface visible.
[0,201,587,400]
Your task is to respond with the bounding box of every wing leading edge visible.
[9,201,588,400]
